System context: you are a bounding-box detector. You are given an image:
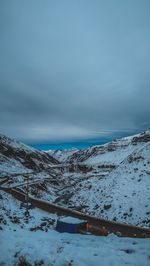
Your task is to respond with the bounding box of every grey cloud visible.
[0,0,150,141]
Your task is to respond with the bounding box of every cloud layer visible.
[0,0,150,141]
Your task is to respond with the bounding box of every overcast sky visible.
[0,0,150,142]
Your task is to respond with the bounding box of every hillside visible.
[46,131,150,228]
[1,131,150,227]
[0,134,64,202]
[68,141,150,227]
[64,132,150,166]
[1,189,149,266]
[47,148,77,162]
[0,134,59,172]
[0,131,150,265]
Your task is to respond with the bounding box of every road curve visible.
[1,186,150,238]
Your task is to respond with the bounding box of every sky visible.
[0,0,150,143]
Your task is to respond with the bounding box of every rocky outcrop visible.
[0,134,59,172]
[64,131,150,164]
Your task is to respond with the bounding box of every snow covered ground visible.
[0,131,150,265]
[1,227,150,266]
[1,131,150,226]
[56,131,149,166]
[47,149,78,163]
[1,192,150,266]
[69,142,150,227]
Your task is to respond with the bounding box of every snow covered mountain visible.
[0,131,150,227]
[68,140,150,227]
[0,131,150,265]
[64,131,150,166]
[47,131,150,227]
[0,134,64,202]
[47,148,77,163]
[0,134,59,172]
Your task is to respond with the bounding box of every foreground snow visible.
[1,191,150,266]
[1,226,150,266]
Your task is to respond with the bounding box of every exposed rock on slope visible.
[47,149,77,163]
[68,138,150,227]
[64,132,150,166]
[0,131,150,228]
[0,134,59,172]
[0,134,63,201]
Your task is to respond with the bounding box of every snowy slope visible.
[47,149,77,162]
[0,132,150,265]
[1,131,150,225]
[69,142,150,227]
[65,131,150,166]
[0,134,59,174]
[1,226,150,266]
[1,192,150,266]
[0,134,64,202]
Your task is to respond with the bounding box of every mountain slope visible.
[64,132,150,166]
[0,131,150,228]
[68,141,150,227]
[0,134,59,173]
[0,134,64,202]
[47,148,78,162]
[1,189,149,266]
[1,133,150,265]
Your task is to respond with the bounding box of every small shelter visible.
[56,216,87,234]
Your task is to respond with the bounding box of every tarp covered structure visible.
[56,216,87,233]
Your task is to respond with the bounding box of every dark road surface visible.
[1,186,150,238]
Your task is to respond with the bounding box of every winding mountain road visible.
[1,186,150,238]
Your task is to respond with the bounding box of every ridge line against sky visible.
[0,0,150,142]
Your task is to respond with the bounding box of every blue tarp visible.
[56,220,77,233]
[56,217,87,233]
